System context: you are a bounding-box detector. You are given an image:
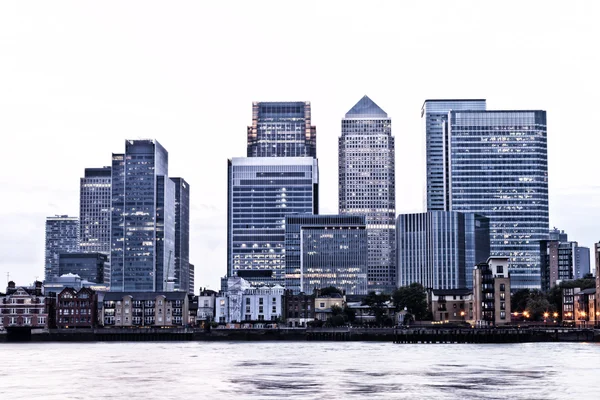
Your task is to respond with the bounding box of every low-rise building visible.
[565,287,597,327]
[283,291,314,327]
[428,288,473,323]
[56,287,97,328]
[0,281,49,329]
[314,293,345,322]
[215,277,284,326]
[101,292,189,328]
[473,257,511,326]
[188,294,198,326]
[197,288,217,324]
[562,287,578,323]
[44,273,109,296]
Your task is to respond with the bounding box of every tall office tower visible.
[575,246,590,279]
[189,263,195,294]
[111,140,175,292]
[171,178,190,292]
[79,167,112,255]
[59,252,110,284]
[445,110,549,290]
[339,95,396,293]
[595,243,600,314]
[397,212,490,290]
[247,101,316,158]
[227,157,319,287]
[45,215,79,280]
[549,227,568,242]
[422,100,487,211]
[285,215,368,295]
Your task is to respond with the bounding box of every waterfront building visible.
[197,288,217,324]
[0,281,49,329]
[314,292,345,322]
[45,215,80,281]
[473,257,511,326]
[58,252,110,285]
[56,287,97,329]
[247,101,316,158]
[227,157,318,287]
[101,291,188,327]
[283,290,315,327]
[171,177,191,293]
[285,215,368,295]
[596,242,600,318]
[79,166,112,255]
[110,140,175,292]
[215,277,284,325]
[443,110,549,290]
[427,288,473,323]
[397,212,490,290]
[339,95,396,293]
[540,238,590,291]
[562,287,578,324]
[187,294,198,326]
[421,100,487,211]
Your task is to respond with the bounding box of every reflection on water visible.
[1,341,598,399]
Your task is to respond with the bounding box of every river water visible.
[1,341,598,399]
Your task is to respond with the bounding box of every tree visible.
[392,283,428,320]
[362,291,391,325]
[560,278,595,290]
[329,314,345,327]
[331,304,343,316]
[343,305,356,324]
[525,290,553,321]
[317,286,343,296]
[511,289,530,312]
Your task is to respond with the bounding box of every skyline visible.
[1,1,600,292]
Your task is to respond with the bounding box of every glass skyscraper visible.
[247,101,316,158]
[171,177,190,293]
[79,166,112,255]
[446,110,549,290]
[422,100,487,211]
[110,140,175,292]
[285,215,368,295]
[228,157,319,287]
[339,95,396,293]
[397,212,490,289]
[45,215,80,281]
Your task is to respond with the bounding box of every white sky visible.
[1,1,599,291]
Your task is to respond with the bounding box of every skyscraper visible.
[110,140,175,292]
[397,212,490,290]
[45,215,79,280]
[247,101,316,158]
[79,166,111,255]
[445,110,549,290]
[171,177,190,293]
[339,95,396,293]
[227,157,319,287]
[285,215,368,295]
[422,100,487,211]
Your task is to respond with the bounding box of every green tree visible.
[343,305,356,324]
[362,291,391,325]
[331,304,343,316]
[511,289,530,312]
[560,278,595,290]
[317,286,343,296]
[392,283,428,320]
[329,314,345,327]
[525,290,553,320]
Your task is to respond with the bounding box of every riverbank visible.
[1,327,599,343]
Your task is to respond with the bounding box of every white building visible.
[215,277,284,325]
[197,289,217,322]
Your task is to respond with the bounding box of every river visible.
[1,341,598,399]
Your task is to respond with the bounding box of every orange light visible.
[543,312,549,318]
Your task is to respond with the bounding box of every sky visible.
[1,1,599,292]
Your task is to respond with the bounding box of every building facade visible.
[446,110,549,290]
[79,166,112,255]
[101,292,188,327]
[575,246,590,280]
[285,215,368,295]
[473,257,511,326]
[189,264,195,295]
[339,95,396,293]
[428,288,473,323]
[45,215,80,281]
[247,101,316,158]
[110,140,175,292]
[397,212,490,290]
[58,253,110,285]
[227,157,318,287]
[215,277,284,325]
[422,100,487,212]
[56,287,97,329]
[0,282,49,329]
[283,291,315,327]
[197,288,217,323]
[171,177,190,293]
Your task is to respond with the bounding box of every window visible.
[272,297,276,303]
[497,266,504,274]
[500,292,506,300]
[499,284,505,292]
[246,298,250,305]
[320,303,325,308]
[259,306,263,313]
[500,311,506,319]
[259,298,264,305]
[272,306,276,313]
